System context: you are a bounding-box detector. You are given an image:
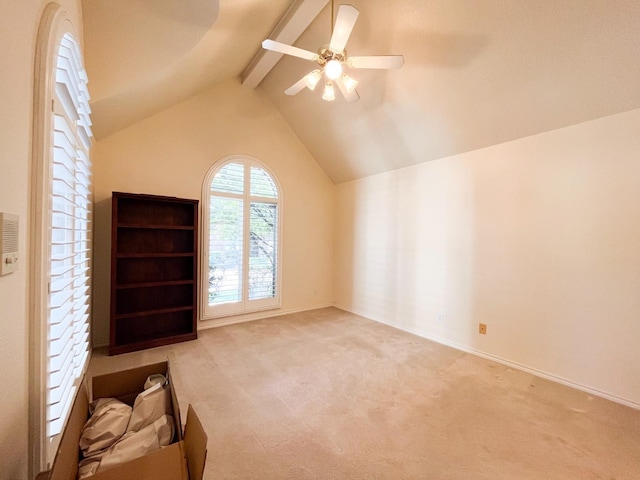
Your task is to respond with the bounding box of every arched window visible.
[31,4,93,471]
[201,157,281,319]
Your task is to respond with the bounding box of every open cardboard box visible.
[39,361,207,480]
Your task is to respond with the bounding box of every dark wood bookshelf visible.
[109,192,199,355]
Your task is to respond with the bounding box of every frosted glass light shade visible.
[342,74,358,93]
[325,59,343,80]
[322,82,336,101]
[304,69,323,90]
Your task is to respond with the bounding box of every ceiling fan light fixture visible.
[304,69,323,91]
[262,3,404,102]
[342,73,358,93]
[324,59,343,80]
[322,82,336,101]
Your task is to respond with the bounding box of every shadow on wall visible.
[333,109,640,406]
[335,161,477,345]
[4,411,27,478]
[92,197,112,347]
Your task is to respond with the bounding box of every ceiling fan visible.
[262,1,404,102]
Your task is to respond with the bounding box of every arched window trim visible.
[30,3,93,475]
[200,156,283,320]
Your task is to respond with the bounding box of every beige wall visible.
[334,108,640,407]
[92,79,335,346]
[0,1,83,477]
[1,3,637,476]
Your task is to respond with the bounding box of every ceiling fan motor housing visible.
[317,46,346,66]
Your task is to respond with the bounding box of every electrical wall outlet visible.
[479,323,487,335]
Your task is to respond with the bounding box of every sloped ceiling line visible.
[257,0,640,184]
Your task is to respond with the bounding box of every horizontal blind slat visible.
[211,162,244,194]
[249,201,278,300]
[208,195,244,305]
[250,167,278,198]
[46,32,93,441]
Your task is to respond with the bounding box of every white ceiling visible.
[84,0,640,184]
[83,0,292,139]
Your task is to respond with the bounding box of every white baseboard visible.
[334,304,640,411]
[198,303,334,330]
[94,301,639,411]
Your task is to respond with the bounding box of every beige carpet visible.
[89,307,640,479]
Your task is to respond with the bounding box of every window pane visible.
[209,196,243,304]
[250,167,278,198]
[249,202,277,300]
[203,159,281,318]
[211,162,244,194]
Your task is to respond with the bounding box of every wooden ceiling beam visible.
[241,0,328,89]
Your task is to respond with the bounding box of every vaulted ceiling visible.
[84,0,640,183]
[82,0,291,138]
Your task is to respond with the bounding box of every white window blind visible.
[47,33,93,438]
[203,159,281,318]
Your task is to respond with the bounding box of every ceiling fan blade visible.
[284,77,308,96]
[335,77,359,103]
[262,39,318,61]
[329,5,359,52]
[348,55,405,69]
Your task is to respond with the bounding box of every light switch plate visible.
[0,213,19,275]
